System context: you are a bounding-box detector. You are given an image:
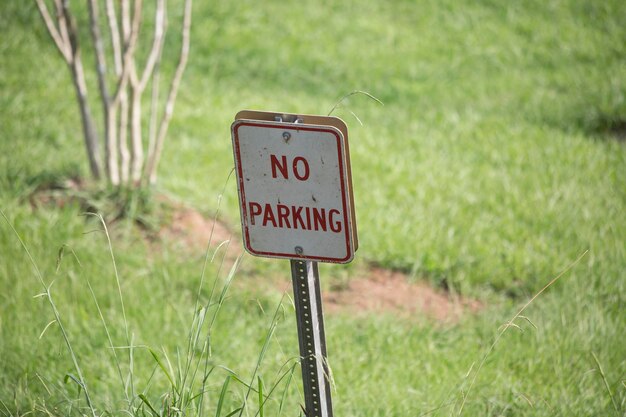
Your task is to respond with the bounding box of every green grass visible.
[1,0,625,416]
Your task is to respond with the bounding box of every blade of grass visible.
[138,394,160,417]
[257,376,264,417]
[215,376,231,417]
[183,170,235,396]
[38,320,57,340]
[85,278,129,403]
[327,90,384,117]
[591,351,620,414]
[237,296,286,417]
[184,240,234,399]
[456,250,589,416]
[83,212,134,399]
[224,408,243,417]
[277,362,298,417]
[1,209,97,417]
[148,347,178,393]
[255,360,299,417]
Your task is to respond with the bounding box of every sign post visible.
[231,110,357,417]
[291,259,333,417]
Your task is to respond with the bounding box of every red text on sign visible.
[270,154,310,181]
[248,201,342,233]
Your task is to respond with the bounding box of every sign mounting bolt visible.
[295,246,304,255]
[283,132,291,142]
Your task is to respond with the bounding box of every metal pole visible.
[290,259,333,417]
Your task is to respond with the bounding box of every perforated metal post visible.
[290,260,333,417]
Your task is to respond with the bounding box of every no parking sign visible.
[230,110,358,417]
[231,110,357,263]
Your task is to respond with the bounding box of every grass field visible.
[1,0,625,416]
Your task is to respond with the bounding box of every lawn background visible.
[1,0,625,416]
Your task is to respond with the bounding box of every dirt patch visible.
[323,267,481,321]
[27,177,85,209]
[159,204,240,256]
[160,206,482,321]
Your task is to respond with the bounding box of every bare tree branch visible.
[35,0,71,62]
[87,0,110,103]
[105,0,122,76]
[147,24,166,176]
[121,0,146,185]
[64,6,100,179]
[54,0,71,58]
[105,0,123,75]
[139,0,166,90]
[121,0,131,41]
[88,0,119,185]
[115,0,132,184]
[112,0,143,106]
[118,90,131,184]
[107,0,143,185]
[128,0,166,183]
[88,0,119,184]
[105,108,120,185]
[146,0,192,185]
[129,63,142,183]
[56,0,103,179]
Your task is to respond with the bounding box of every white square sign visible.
[231,112,357,263]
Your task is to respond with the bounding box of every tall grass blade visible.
[277,362,297,417]
[1,209,97,417]
[138,394,160,417]
[183,171,235,400]
[257,376,264,417]
[256,361,298,417]
[64,373,84,396]
[194,169,235,315]
[327,90,384,117]
[148,347,177,390]
[216,366,257,392]
[184,241,234,400]
[38,320,57,339]
[35,373,53,396]
[456,250,588,416]
[517,315,538,330]
[84,212,134,399]
[55,243,81,273]
[215,376,232,417]
[224,408,243,417]
[238,297,285,417]
[592,351,620,414]
[0,399,12,417]
[85,278,129,402]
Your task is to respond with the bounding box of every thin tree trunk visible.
[105,0,122,75]
[37,0,102,180]
[71,58,102,180]
[88,0,120,185]
[118,90,131,184]
[147,39,164,175]
[105,109,120,185]
[146,0,192,185]
[116,0,143,186]
[130,71,143,184]
[129,0,165,184]
[107,0,129,184]
[65,1,102,180]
